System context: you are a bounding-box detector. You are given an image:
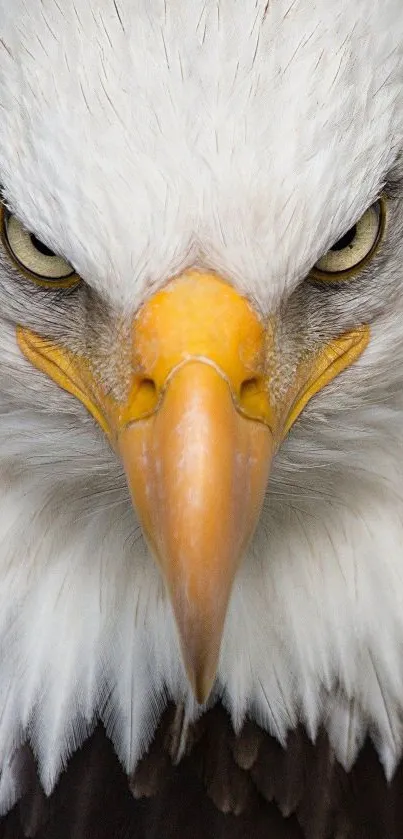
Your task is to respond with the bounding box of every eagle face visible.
[0,0,402,810]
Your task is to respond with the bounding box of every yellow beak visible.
[17,271,369,702]
[119,364,272,701]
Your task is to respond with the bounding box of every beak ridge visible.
[118,361,273,702]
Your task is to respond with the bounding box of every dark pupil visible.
[331,225,357,252]
[30,234,55,257]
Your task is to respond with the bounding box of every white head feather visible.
[0,0,402,813]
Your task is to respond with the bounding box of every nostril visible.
[139,377,157,398]
[135,377,159,414]
[240,377,260,401]
[239,376,266,416]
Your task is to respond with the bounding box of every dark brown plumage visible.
[1,706,402,839]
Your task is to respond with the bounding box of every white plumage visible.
[1,0,402,305]
[0,0,402,819]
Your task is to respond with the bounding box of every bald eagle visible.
[0,0,402,836]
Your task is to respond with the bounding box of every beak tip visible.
[190,670,215,706]
[186,652,218,705]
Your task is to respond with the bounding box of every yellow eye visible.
[311,198,386,281]
[1,207,78,288]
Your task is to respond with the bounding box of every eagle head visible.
[0,0,402,807]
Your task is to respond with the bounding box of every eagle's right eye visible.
[0,207,78,288]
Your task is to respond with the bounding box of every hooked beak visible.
[17,271,369,702]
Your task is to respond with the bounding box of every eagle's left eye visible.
[311,198,386,281]
[1,208,78,288]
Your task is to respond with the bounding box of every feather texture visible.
[2,707,403,839]
[0,0,402,309]
[0,0,402,823]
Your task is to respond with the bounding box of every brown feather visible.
[0,705,401,839]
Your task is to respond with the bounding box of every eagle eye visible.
[0,207,78,288]
[310,197,386,281]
